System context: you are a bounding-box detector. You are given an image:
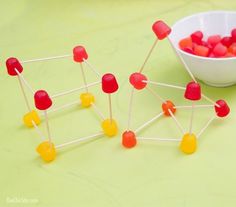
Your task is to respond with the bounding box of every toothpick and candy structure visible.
[6,20,230,161]
[6,46,119,162]
[122,20,230,154]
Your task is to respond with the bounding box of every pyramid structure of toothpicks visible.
[6,46,119,162]
[121,20,230,154]
[6,20,230,162]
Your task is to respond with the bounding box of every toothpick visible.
[137,137,181,142]
[83,59,101,78]
[45,100,81,114]
[201,93,219,107]
[55,132,104,149]
[16,74,31,112]
[135,112,163,134]
[31,120,46,140]
[144,80,185,90]
[144,39,219,109]
[197,116,215,138]
[91,102,105,120]
[108,94,113,122]
[174,104,214,109]
[15,69,35,94]
[127,87,135,130]
[139,38,158,73]
[43,110,52,143]
[20,54,71,64]
[167,37,197,83]
[146,86,166,103]
[51,81,100,98]
[189,102,194,134]
[80,63,89,93]
[168,109,185,135]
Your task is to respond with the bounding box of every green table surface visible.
[1,1,236,206]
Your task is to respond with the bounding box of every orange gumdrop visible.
[194,45,209,57]
[225,52,235,58]
[179,37,192,50]
[122,131,137,148]
[162,100,176,116]
[228,43,236,55]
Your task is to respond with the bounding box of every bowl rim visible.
[169,10,236,61]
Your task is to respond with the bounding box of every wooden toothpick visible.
[43,110,52,143]
[16,74,31,112]
[174,104,214,109]
[31,120,46,140]
[83,59,101,78]
[80,63,89,93]
[135,112,163,134]
[168,109,185,135]
[143,80,185,90]
[108,94,113,122]
[197,116,215,138]
[189,102,194,134]
[45,100,81,114]
[55,132,104,149]
[91,102,105,120]
[137,137,181,142]
[146,86,166,103]
[51,81,100,98]
[139,39,158,73]
[20,54,71,64]
[167,37,197,83]
[127,87,135,131]
[202,93,219,107]
[15,69,35,94]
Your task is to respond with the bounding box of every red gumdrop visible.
[102,73,119,94]
[73,46,88,62]
[200,41,208,47]
[208,53,215,58]
[184,81,201,101]
[122,131,137,148]
[221,36,233,47]
[152,20,171,40]
[214,100,230,117]
[191,30,203,44]
[212,43,227,57]
[34,90,52,110]
[207,35,221,47]
[182,47,194,55]
[231,28,236,42]
[6,57,23,76]
[129,73,147,90]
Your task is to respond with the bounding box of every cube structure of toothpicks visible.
[6,45,119,162]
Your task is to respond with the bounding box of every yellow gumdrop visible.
[101,119,118,137]
[180,133,197,154]
[80,93,95,107]
[23,110,41,128]
[36,141,56,162]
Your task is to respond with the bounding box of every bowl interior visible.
[169,11,236,49]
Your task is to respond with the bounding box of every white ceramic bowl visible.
[169,11,236,87]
